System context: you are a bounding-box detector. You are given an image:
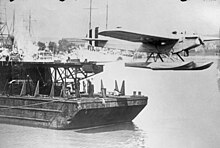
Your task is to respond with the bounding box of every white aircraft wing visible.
[99,30,179,44]
[203,37,220,42]
[99,30,179,54]
[185,35,220,42]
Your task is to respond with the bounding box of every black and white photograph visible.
[0,0,220,147]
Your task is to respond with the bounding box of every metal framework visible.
[146,52,185,63]
[0,61,103,98]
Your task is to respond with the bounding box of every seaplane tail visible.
[99,29,218,70]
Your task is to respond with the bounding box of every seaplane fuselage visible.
[137,36,203,55]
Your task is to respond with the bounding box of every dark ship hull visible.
[0,60,148,129]
[0,95,147,129]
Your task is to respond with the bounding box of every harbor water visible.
[0,57,220,148]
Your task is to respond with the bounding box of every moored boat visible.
[0,60,148,129]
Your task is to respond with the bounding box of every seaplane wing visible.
[99,30,178,42]
[203,36,220,42]
[99,30,179,54]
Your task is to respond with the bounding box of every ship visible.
[0,59,148,129]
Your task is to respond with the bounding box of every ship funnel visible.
[101,79,104,89]
[120,80,125,96]
[114,80,119,92]
[101,79,106,98]
[95,27,99,46]
[20,81,26,96]
[50,82,55,98]
[89,29,92,45]
[34,81,40,97]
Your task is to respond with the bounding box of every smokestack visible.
[95,27,99,38]
[89,29,92,45]
[95,27,99,46]
[120,80,125,96]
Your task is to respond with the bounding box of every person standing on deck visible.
[87,79,94,97]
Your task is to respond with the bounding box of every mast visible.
[106,0,108,30]
[84,0,97,39]
[218,27,220,58]
[217,28,220,91]
[89,0,92,30]
[23,10,36,38]
[0,1,10,42]
[12,9,15,35]
[29,11,31,36]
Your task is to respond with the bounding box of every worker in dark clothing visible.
[6,55,9,62]
[83,81,86,93]
[87,79,94,97]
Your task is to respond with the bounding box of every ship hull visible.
[0,95,147,130]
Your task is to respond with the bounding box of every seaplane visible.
[98,29,219,70]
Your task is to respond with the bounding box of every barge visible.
[0,60,148,129]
